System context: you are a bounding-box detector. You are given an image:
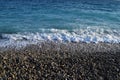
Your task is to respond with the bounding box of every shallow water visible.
[0,0,120,47]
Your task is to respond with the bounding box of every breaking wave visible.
[0,28,120,47]
[0,27,120,47]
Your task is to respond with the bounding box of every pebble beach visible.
[0,0,120,79]
[0,42,120,80]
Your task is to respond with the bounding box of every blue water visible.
[0,0,120,47]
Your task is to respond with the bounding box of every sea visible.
[0,0,120,47]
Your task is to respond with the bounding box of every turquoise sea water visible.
[0,0,120,47]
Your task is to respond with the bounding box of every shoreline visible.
[0,42,120,79]
[0,41,120,53]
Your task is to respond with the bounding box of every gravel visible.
[0,42,120,80]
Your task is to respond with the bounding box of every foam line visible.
[0,28,120,47]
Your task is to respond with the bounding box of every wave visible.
[0,28,120,47]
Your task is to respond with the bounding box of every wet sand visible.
[0,42,120,80]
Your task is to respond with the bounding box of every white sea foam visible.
[0,28,120,47]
